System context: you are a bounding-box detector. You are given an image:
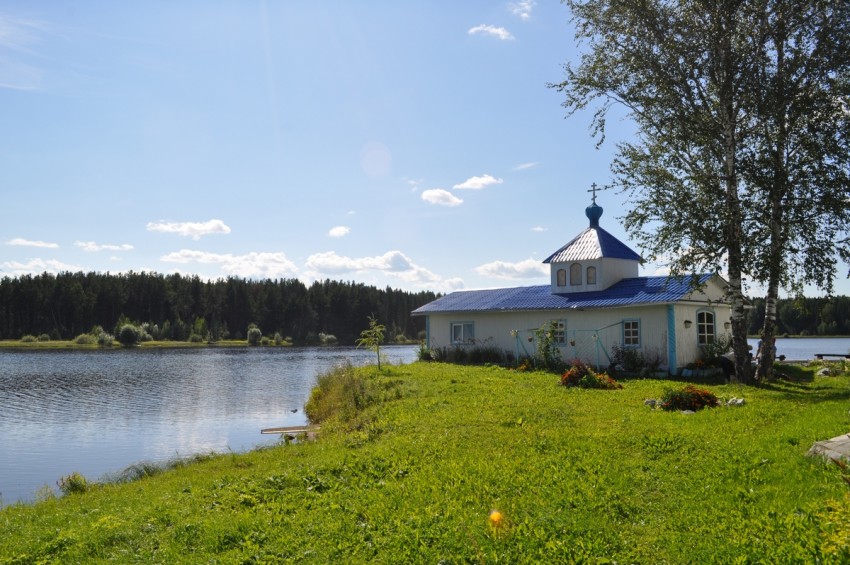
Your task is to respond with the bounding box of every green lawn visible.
[2,362,850,563]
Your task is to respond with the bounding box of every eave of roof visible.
[412,274,716,315]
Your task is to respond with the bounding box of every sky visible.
[1,1,847,297]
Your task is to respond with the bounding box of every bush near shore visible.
[2,362,850,562]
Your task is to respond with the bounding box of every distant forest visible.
[2,272,850,343]
[0,272,438,344]
[747,296,850,337]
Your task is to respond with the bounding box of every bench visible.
[260,425,321,440]
[814,353,850,360]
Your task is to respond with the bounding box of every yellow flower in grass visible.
[488,509,504,528]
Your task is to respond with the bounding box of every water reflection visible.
[0,346,417,505]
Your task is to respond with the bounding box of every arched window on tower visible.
[557,268,566,287]
[586,266,597,285]
[570,263,582,286]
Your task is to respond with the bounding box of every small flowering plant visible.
[660,384,719,411]
[561,359,623,390]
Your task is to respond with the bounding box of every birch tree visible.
[739,0,850,379]
[551,0,759,381]
[551,0,850,382]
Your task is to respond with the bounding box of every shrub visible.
[660,384,719,411]
[305,363,372,426]
[319,332,338,346]
[20,334,37,343]
[247,325,262,346]
[561,359,623,389]
[260,336,272,346]
[580,372,624,389]
[57,472,89,495]
[467,343,510,365]
[700,332,732,365]
[97,332,115,346]
[74,333,97,345]
[188,333,204,343]
[417,342,432,361]
[560,359,594,386]
[611,344,645,373]
[117,324,143,347]
[430,343,511,366]
[37,333,51,342]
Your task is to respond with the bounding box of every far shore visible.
[0,339,420,350]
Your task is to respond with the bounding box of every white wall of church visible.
[423,299,735,372]
[424,305,672,369]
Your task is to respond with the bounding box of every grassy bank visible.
[2,363,850,562]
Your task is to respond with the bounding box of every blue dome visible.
[586,203,603,227]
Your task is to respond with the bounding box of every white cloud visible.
[453,174,503,190]
[75,241,134,252]
[531,226,547,232]
[146,219,231,240]
[306,250,415,274]
[468,24,514,41]
[510,0,535,20]
[6,237,58,248]
[421,188,463,207]
[159,249,298,278]
[328,226,351,238]
[404,178,425,192]
[1,257,81,275]
[475,257,548,279]
[440,277,466,292]
[512,161,539,171]
[305,250,462,291]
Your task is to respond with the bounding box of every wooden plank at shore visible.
[261,425,320,435]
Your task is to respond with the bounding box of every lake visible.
[0,346,418,505]
[747,337,850,361]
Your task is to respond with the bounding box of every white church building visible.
[412,197,733,374]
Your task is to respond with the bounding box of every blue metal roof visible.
[412,274,714,315]
[543,226,642,263]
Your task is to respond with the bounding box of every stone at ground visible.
[808,433,850,461]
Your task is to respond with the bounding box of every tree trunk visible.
[719,8,752,384]
[757,13,788,382]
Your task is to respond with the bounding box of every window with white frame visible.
[623,319,640,347]
[586,266,597,285]
[451,322,474,345]
[550,319,566,344]
[697,311,715,345]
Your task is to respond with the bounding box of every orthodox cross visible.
[587,182,601,204]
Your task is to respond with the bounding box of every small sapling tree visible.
[535,320,564,372]
[247,324,262,346]
[356,316,386,370]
